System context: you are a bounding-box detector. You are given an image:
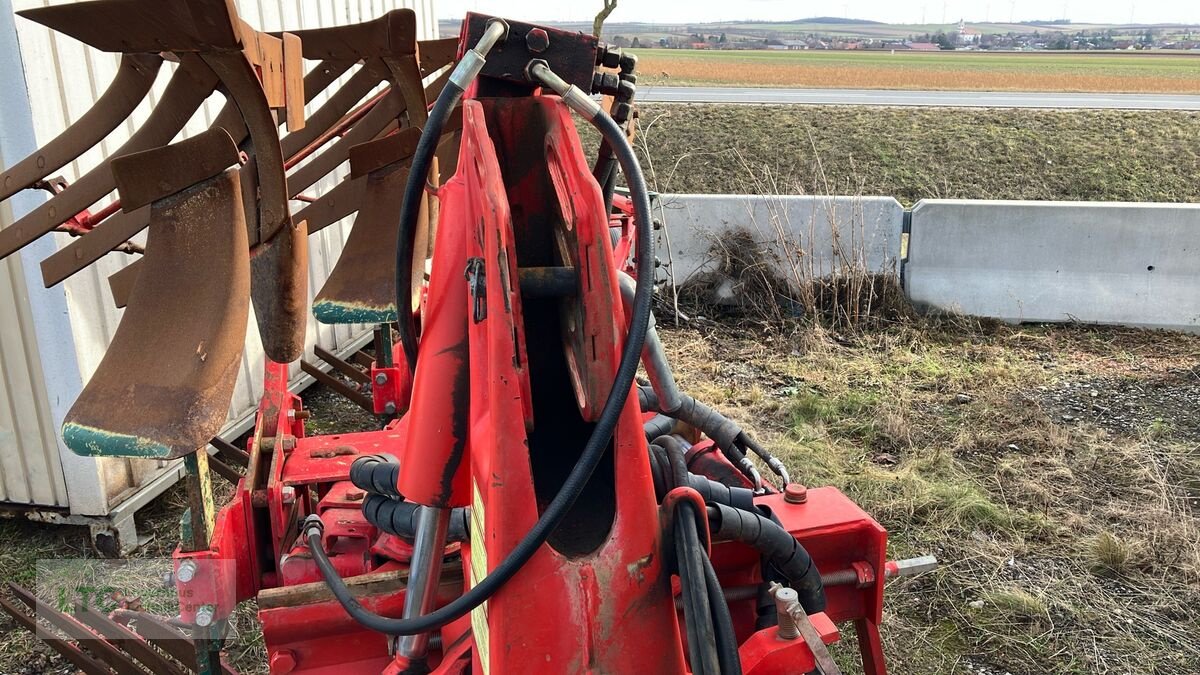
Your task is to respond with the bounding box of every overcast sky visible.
[438,1,1200,25]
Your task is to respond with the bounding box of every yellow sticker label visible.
[469,478,490,675]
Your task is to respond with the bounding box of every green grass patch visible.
[629,105,1200,205]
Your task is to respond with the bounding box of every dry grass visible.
[658,317,1200,673]
[638,50,1200,93]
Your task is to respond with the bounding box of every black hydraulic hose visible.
[648,442,755,513]
[363,494,469,542]
[643,413,676,442]
[676,500,719,675]
[663,440,719,675]
[642,387,762,488]
[394,20,508,375]
[349,455,402,498]
[702,546,743,675]
[308,62,659,636]
[706,503,826,614]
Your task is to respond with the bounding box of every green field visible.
[615,104,1200,204]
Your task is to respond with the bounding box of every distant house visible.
[908,42,941,51]
[957,19,980,45]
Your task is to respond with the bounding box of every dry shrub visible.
[1090,531,1133,576]
[664,146,913,330]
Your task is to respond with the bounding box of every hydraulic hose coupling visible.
[527,60,602,120]
[303,514,324,540]
[450,19,509,89]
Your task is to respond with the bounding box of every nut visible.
[526,28,549,54]
[375,372,388,385]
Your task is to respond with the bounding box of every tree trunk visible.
[593,0,617,38]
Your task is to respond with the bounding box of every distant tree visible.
[593,0,617,39]
[631,36,641,48]
[611,35,629,48]
[1051,36,1070,49]
[719,32,728,44]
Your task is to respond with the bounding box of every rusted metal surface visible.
[0,53,161,203]
[41,59,353,288]
[106,258,139,309]
[311,128,422,326]
[282,9,416,60]
[91,28,462,305]
[40,206,150,288]
[418,37,459,75]
[0,55,218,261]
[0,593,111,675]
[0,581,239,675]
[63,139,249,459]
[347,125,421,178]
[313,345,370,385]
[6,584,144,675]
[249,216,309,364]
[16,0,242,54]
[279,64,385,159]
[110,128,244,212]
[210,437,250,468]
[291,176,367,236]
[74,604,191,675]
[200,51,290,245]
[112,609,240,674]
[282,33,306,132]
[286,87,407,196]
[312,126,429,326]
[312,166,408,324]
[299,360,374,412]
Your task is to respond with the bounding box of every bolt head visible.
[176,559,197,583]
[375,372,388,385]
[281,486,296,504]
[783,483,808,504]
[270,650,298,674]
[194,605,215,627]
[526,28,550,54]
[384,402,397,415]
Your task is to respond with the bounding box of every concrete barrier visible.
[905,200,1200,332]
[657,194,904,290]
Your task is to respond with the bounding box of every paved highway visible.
[638,86,1200,110]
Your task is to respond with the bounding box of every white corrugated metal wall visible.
[0,0,438,514]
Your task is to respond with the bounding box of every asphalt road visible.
[638,86,1200,110]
